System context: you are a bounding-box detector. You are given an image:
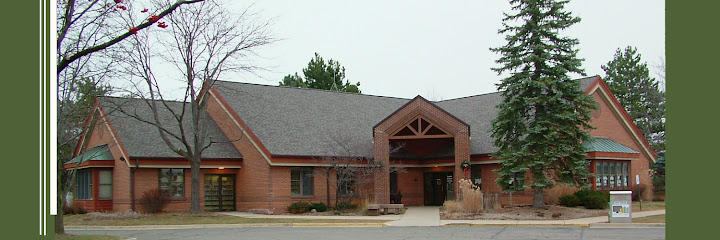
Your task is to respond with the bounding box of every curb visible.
[292,223,388,227]
[65,223,292,230]
[589,223,665,228]
[442,223,589,227]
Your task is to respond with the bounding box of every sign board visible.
[612,201,630,218]
[636,175,640,185]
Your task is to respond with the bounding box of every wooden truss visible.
[389,116,452,139]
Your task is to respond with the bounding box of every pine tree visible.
[279,53,361,93]
[601,46,665,157]
[490,0,596,207]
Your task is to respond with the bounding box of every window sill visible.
[291,195,314,199]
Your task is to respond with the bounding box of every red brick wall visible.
[78,109,132,212]
[588,90,653,199]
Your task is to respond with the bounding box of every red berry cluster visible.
[157,22,168,28]
[148,15,160,22]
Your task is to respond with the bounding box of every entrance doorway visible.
[204,174,235,211]
[423,172,454,206]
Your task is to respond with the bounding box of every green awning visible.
[583,137,639,154]
[67,144,114,164]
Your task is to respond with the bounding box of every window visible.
[594,161,630,190]
[76,170,93,200]
[471,164,482,190]
[291,167,313,196]
[98,170,112,199]
[338,171,357,195]
[159,169,184,198]
[390,172,398,194]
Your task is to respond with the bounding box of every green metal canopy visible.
[583,137,639,154]
[67,144,114,164]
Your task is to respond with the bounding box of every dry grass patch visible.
[55,234,124,240]
[442,205,607,220]
[633,214,665,223]
[64,211,388,226]
[632,201,665,212]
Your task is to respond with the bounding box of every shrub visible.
[443,200,461,214]
[336,202,358,211]
[310,202,328,212]
[62,202,87,215]
[287,201,312,214]
[633,184,649,201]
[558,194,580,207]
[574,190,608,207]
[139,188,170,213]
[585,194,608,209]
[458,178,483,213]
[551,213,562,218]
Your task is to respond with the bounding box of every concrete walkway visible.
[386,206,440,226]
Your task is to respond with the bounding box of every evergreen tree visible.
[490,0,596,207]
[279,73,306,88]
[601,46,665,157]
[279,53,361,93]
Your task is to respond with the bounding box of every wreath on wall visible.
[460,160,471,170]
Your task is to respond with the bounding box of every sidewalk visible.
[386,206,440,226]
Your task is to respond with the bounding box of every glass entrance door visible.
[204,174,235,211]
[423,172,453,206]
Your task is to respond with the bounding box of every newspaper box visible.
[609,191,632,223]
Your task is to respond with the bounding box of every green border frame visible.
[1,0,718,239]
[666,1,720,239]
[1,0,53,239]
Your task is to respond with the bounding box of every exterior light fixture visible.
[219,167,225,170]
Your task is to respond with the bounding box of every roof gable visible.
[97,97,242,159]
[585,77,658,162]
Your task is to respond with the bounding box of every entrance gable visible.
[375,96,469,137]
[390,116,453,139]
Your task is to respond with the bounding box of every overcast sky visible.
[221,0,665,100]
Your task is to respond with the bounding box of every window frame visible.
[594,160,631,190]
[291,167,314,197]
[159,168,185,198]
[98,170,112,200]
[338,170,357,196]
[75,170,93,200]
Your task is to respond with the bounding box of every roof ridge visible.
[214,79,412,101]
[435,75,600,103]
[100,95,190,104]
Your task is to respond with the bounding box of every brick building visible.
[66,76,657,213]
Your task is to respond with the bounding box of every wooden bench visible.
[367,204,404,216]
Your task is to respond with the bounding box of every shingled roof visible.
[98,97,242,159]
[212,76,599,157]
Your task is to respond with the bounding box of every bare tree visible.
[318,135,405,210]
[56,0,207,233]
[57,0,207,74]
[116,0,275,214]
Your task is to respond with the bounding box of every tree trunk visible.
[55,193,65,234]
[533,187,544,208]
[326,170,330,206]
[190,160,201,214]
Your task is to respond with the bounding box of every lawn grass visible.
[56,234,125,240]
[633,214,665,223]
[632,201,665,212]
[64,213,388,226]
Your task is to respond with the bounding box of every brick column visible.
[373,130,390,204]
[454,130,470,201]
